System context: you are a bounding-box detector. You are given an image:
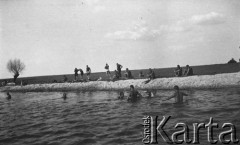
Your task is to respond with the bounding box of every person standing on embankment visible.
[74,68,79,81]
[105,63,111,79]
[86,65,91,81]
[116,63,123,78]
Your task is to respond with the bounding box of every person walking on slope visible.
[86,65,91,81]
[116,63,123,78]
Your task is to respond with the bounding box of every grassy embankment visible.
[1,63,239,85]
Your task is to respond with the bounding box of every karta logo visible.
[142,116,239,144]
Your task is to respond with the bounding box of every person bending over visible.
[116,63,123,77]
[79,69,84,80]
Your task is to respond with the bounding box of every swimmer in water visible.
[62,93,67,100]
[144,90,155,98]
[118,92,124,99]
[6,92,11,100]
[162,85,188,104]
[127,85,142,102]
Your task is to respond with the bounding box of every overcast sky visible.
[0,0,240,79]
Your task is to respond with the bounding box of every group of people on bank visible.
[174,65,193,77]
[73,65,91,81]
[72,63,152,82]
[104,63,156,81]
[72,63,194,82]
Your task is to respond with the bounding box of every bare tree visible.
[7,59,25,83]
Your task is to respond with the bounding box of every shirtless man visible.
[86,65,91,81]
[118,92,124,99]
[79,69,84,80]
[163,85,188,104]
[63,75,68,82]
[116,63,123,77]
[6,92,11,100]
[105,63,111,79]
[127,85,142,102]
[74,68,79,81]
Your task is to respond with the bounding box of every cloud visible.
[105,12,225,40]
[105,21,159,40]
[175,12,225,29]
[105,20,190,41]
[189,12,225,25]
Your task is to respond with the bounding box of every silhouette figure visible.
[62,93,67,100]
[6,92,11,100]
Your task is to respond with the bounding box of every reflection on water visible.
[0,88,240,145]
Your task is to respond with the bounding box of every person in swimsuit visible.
[62,92,67,100]
[127,85,142,102]
[86,65,91,81]
[116,63,123,78]
[79,69,84,80]
[105,63,111,79]
[163,85,188,104]
[6,92,11,100]
[125,68,133,79]
[74,68,79,81]
[118,92,124,99]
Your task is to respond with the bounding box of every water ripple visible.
[0,88,239,144]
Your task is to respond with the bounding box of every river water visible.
[0,88,240,145]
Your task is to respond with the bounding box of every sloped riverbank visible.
[1,72,240,92]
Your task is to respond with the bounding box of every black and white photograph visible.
[0,0,240,144]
